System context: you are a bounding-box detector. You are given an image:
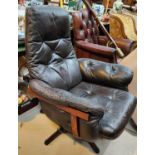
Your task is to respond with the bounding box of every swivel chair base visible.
[88,142,100,154]
[125,119,137,136]
[44,127,100,154]
[130,118,137,131]
[44,127,65,145]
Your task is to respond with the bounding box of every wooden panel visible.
[56,104,89,121]
[71,115,78,136]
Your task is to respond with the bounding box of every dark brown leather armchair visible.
[26,6,136,153]
[72,9,136,63]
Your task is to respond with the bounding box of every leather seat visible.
[70,81,136,139]
[72,9,136,63]
[26,5,136,147]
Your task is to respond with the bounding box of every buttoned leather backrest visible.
[26,6,82,90]
[72,9,99,44]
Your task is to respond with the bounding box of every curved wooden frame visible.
[110,13,137,41]
[110,14,128,39]
[123,13,137,34]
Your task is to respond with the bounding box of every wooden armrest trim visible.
[28,87,89,137]
[56,104,89,121]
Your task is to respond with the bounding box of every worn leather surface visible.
[72,9,135,59]
[75,47,117,63]
[98,35,136,56]
[70,82,136,139]
[79,58,133,90]
[30,79,104,115]
[26,6,82,90]
[26,5,136,140]
[76,40,116,58]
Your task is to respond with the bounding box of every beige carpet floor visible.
[18,113,136,155]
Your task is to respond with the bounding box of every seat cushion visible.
[70,82,136,139]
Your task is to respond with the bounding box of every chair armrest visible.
[114,38,136,55]
[78,58,133,90]
[98,35,136,55]
[98,35,109,45]
[75,40,117,60]
[29,79,104,115]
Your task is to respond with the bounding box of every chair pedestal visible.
[88,142,100,154]
[44,127,65,145]
[44,127,100,154]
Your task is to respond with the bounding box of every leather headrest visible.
[26,5,70,42]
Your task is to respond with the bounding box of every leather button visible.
[88,61,93,67]
[86,90,91,95]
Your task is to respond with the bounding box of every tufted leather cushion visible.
[78,58,133,90]
[72,9,99,43]
[70,82,136,139]
[26,6,82,90]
